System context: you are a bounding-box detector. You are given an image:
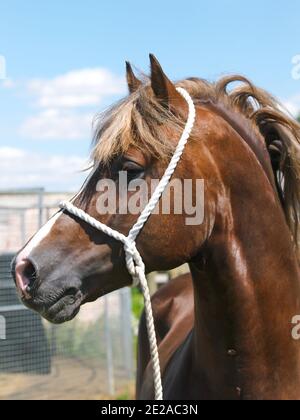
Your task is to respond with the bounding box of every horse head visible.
[12,55,213,323]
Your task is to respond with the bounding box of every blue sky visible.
[1,0,300,190]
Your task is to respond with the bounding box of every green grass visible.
[116,391,131,400]
[131,288,144,358]
[131,288,144,320]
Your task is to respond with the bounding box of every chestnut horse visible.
[13,54,300,399]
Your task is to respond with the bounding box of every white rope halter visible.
[59,87,196,400]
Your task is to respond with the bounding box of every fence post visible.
[37,188,45,228]
[20,210,26,245]
[104,295,115,396]
[120,288,134,379]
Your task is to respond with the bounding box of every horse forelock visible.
[91,84,184,165]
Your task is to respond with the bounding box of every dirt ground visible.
[0,357,134,400]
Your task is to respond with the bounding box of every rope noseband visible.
[59,87,196,400]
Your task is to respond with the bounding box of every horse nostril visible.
[15,258,38,299]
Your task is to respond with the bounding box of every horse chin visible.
[44,298,82,324]
[23,288,84,325]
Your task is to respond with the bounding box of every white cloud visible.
[0,147,25,158]
[1,78,16,89]
[20,109,93,140]
[2,67,125,190]
[21,67,126,141]
[282,97,300,118]
[283,98,300,118]
[0,147,88,191]
[27,68,126,109]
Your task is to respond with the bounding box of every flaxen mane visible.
[92,75,300,249]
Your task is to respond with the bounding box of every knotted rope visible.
[59,87,196,400]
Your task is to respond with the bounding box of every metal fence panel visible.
[0,190,134,400]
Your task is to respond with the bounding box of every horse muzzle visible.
[12,255,84,324]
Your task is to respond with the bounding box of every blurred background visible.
[0,0,300,400]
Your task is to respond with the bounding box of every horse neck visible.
[188,144,300,400]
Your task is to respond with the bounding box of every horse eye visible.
[121,161,144,177]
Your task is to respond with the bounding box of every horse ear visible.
[149,54,186,113]
[126,61,142,94]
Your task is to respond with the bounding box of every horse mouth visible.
[22,288,84,324]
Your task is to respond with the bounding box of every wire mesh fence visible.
[0,189,134,400]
